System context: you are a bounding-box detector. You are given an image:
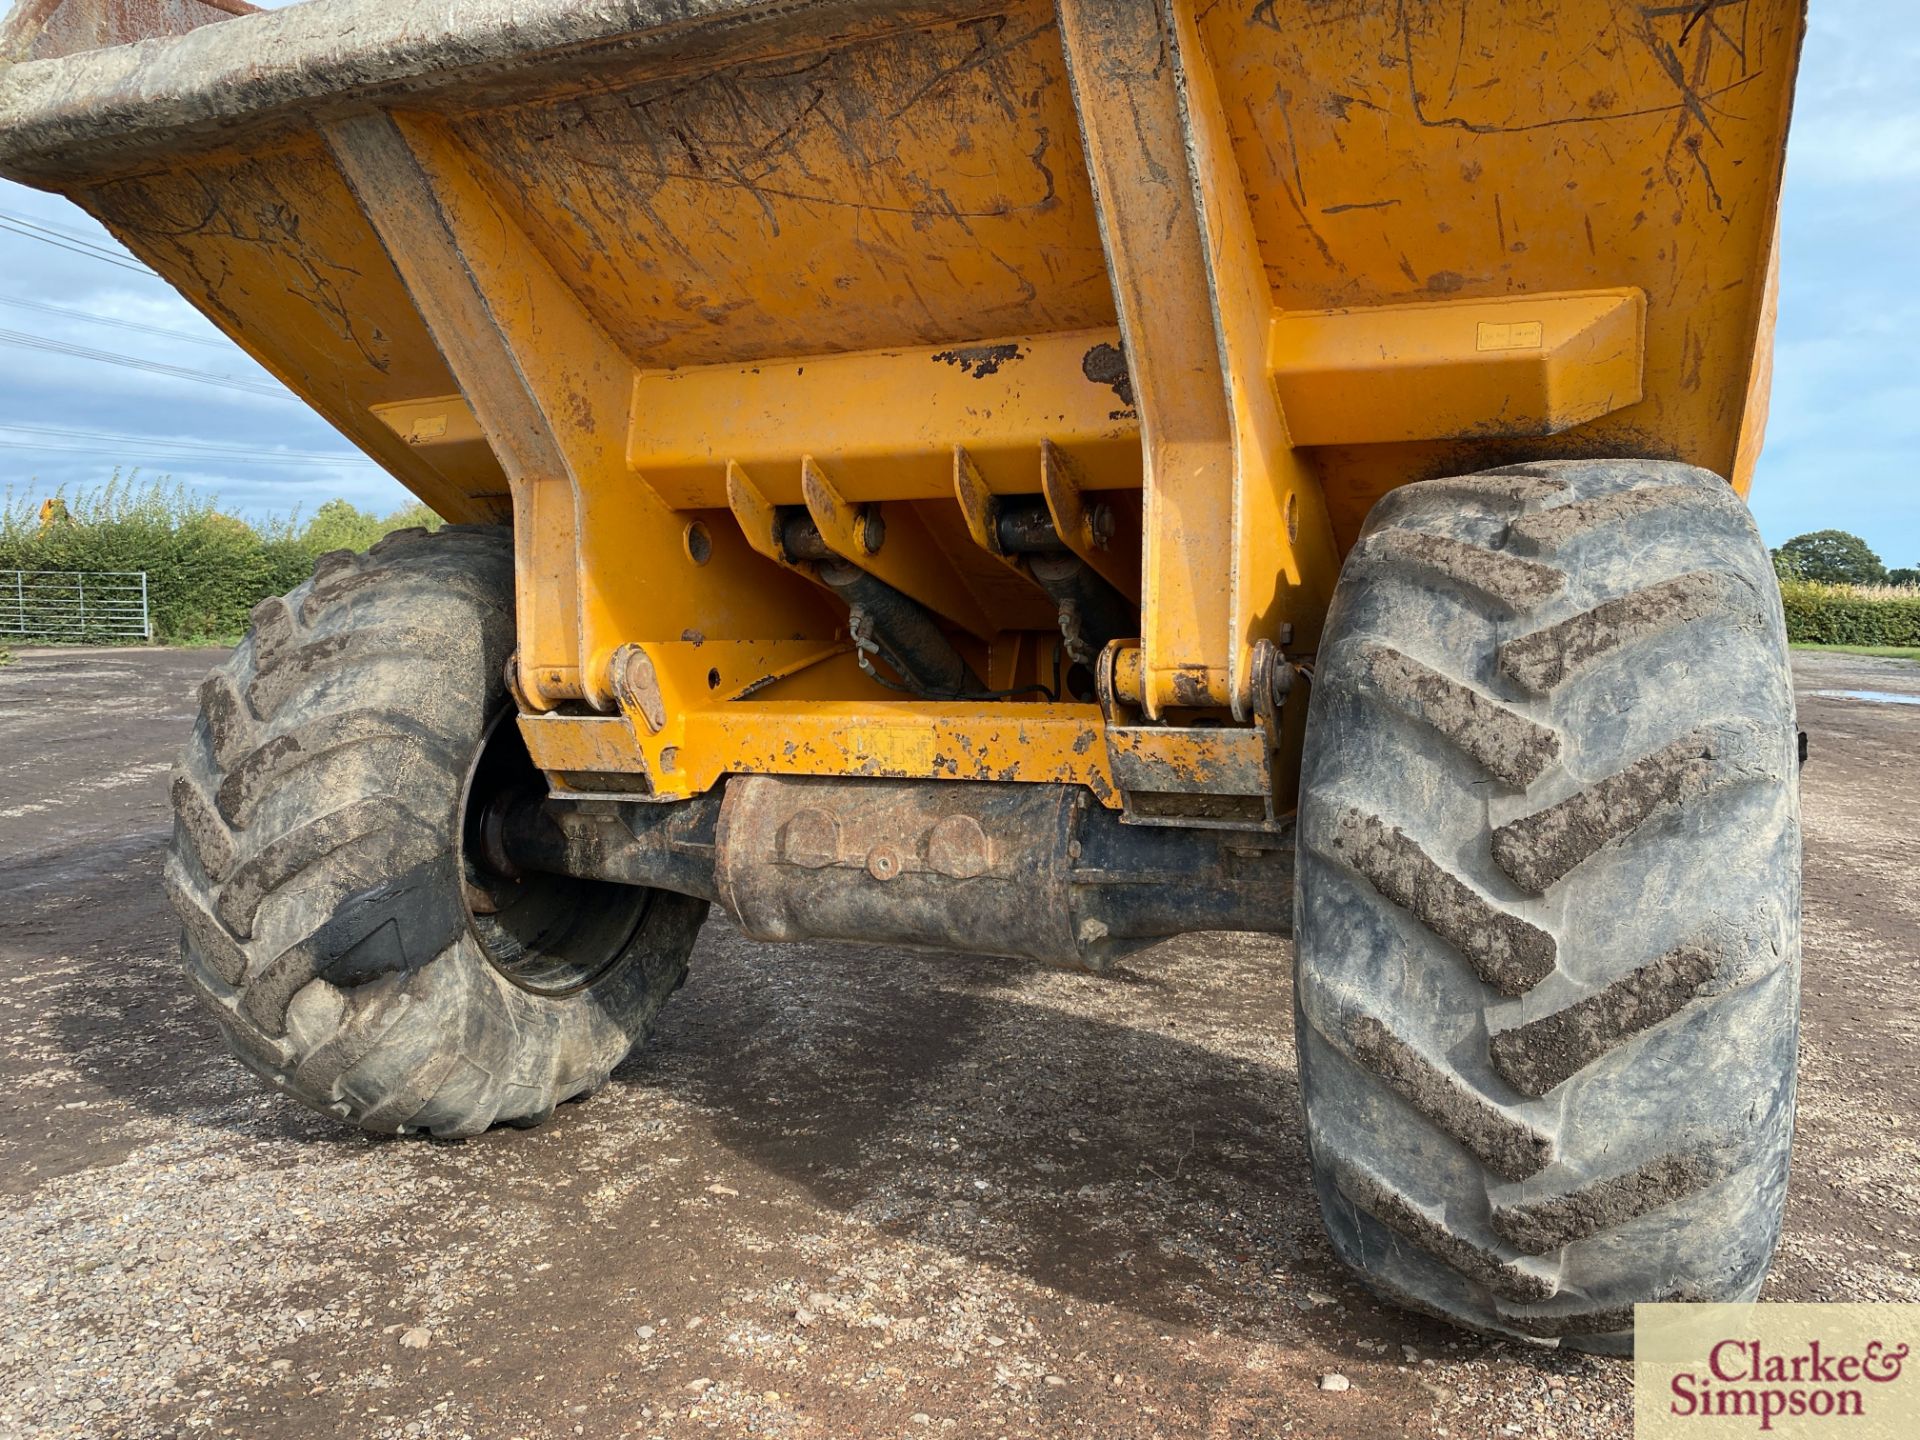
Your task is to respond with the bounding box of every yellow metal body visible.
[0,0,1805,816]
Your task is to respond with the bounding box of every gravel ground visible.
[0,646,1914,1440]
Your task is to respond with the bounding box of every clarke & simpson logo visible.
[1636,1304,1920,1439]
[1667,1337,1909,1429]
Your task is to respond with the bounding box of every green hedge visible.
[1,477,440,644]
[1780,580,1920,647]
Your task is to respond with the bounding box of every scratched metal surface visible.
[0,0,1804,552]
[0,0,923,171]
[1198,0,1802,541]
[83,130,508,524]
[445,2,1114,368]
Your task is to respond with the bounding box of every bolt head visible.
[1087,503,1115,547]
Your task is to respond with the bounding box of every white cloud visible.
[1788,111,1920,186]
[0,179,409,522]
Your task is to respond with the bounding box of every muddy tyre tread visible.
[167,528,706,1138]
[1296,459,1800,1352]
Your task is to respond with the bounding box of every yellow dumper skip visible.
[0,0,1800,813]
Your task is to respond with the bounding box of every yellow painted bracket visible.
[1269,290,1645,447]
[951,446,1032,585]
[725,460,826,590]
[369,393,484,448]
[521,701,1120,806]
[801,457,996,641]
[1039,441,1141,604]
[625,328,1143,509]
[1105,724,1269,797]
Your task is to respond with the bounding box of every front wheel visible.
[1294,460,1800,1352]
[166,526,706,1137]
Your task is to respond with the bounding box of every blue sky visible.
[1750,0,1920,569]
[0,0,1912,567]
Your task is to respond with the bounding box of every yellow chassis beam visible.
[520,699,1121,805]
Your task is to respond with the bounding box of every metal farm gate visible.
[0,570,151,642]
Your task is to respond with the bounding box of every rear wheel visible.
[166,526,706,1137]
[1294,460,1800,1351]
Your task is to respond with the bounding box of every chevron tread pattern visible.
[1299,461,1799,1350]
[165,528,698,1139]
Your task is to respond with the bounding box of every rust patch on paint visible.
[933,343,1023,379]
[1080,340,1134,408]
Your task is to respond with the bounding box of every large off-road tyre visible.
[165,526,707,1138]
[1295,460,1800,1353]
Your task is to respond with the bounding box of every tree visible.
[1889,566,1920,588]
[295,498,443,555]
[383,500,444,533]
[299,498,387,554]
[1771,530,1887,586]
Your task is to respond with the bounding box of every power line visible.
[0,422,366,462]
[0,438,363,468]
[0,327,292,398]
[0,205,151,264]
[0,293,229,349]
[0,215,155,276]
[0,205,118,246]
[0,422,364,462]
[0,423,376,469]
[0,438,371,470]
[0,327,286,396]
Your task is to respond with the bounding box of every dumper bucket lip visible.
[0,0,906,181]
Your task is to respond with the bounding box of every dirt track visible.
[0,646,1915,1440]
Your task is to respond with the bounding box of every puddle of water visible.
[1807,689,1920,707]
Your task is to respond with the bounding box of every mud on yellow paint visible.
[0,0,1805,809]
